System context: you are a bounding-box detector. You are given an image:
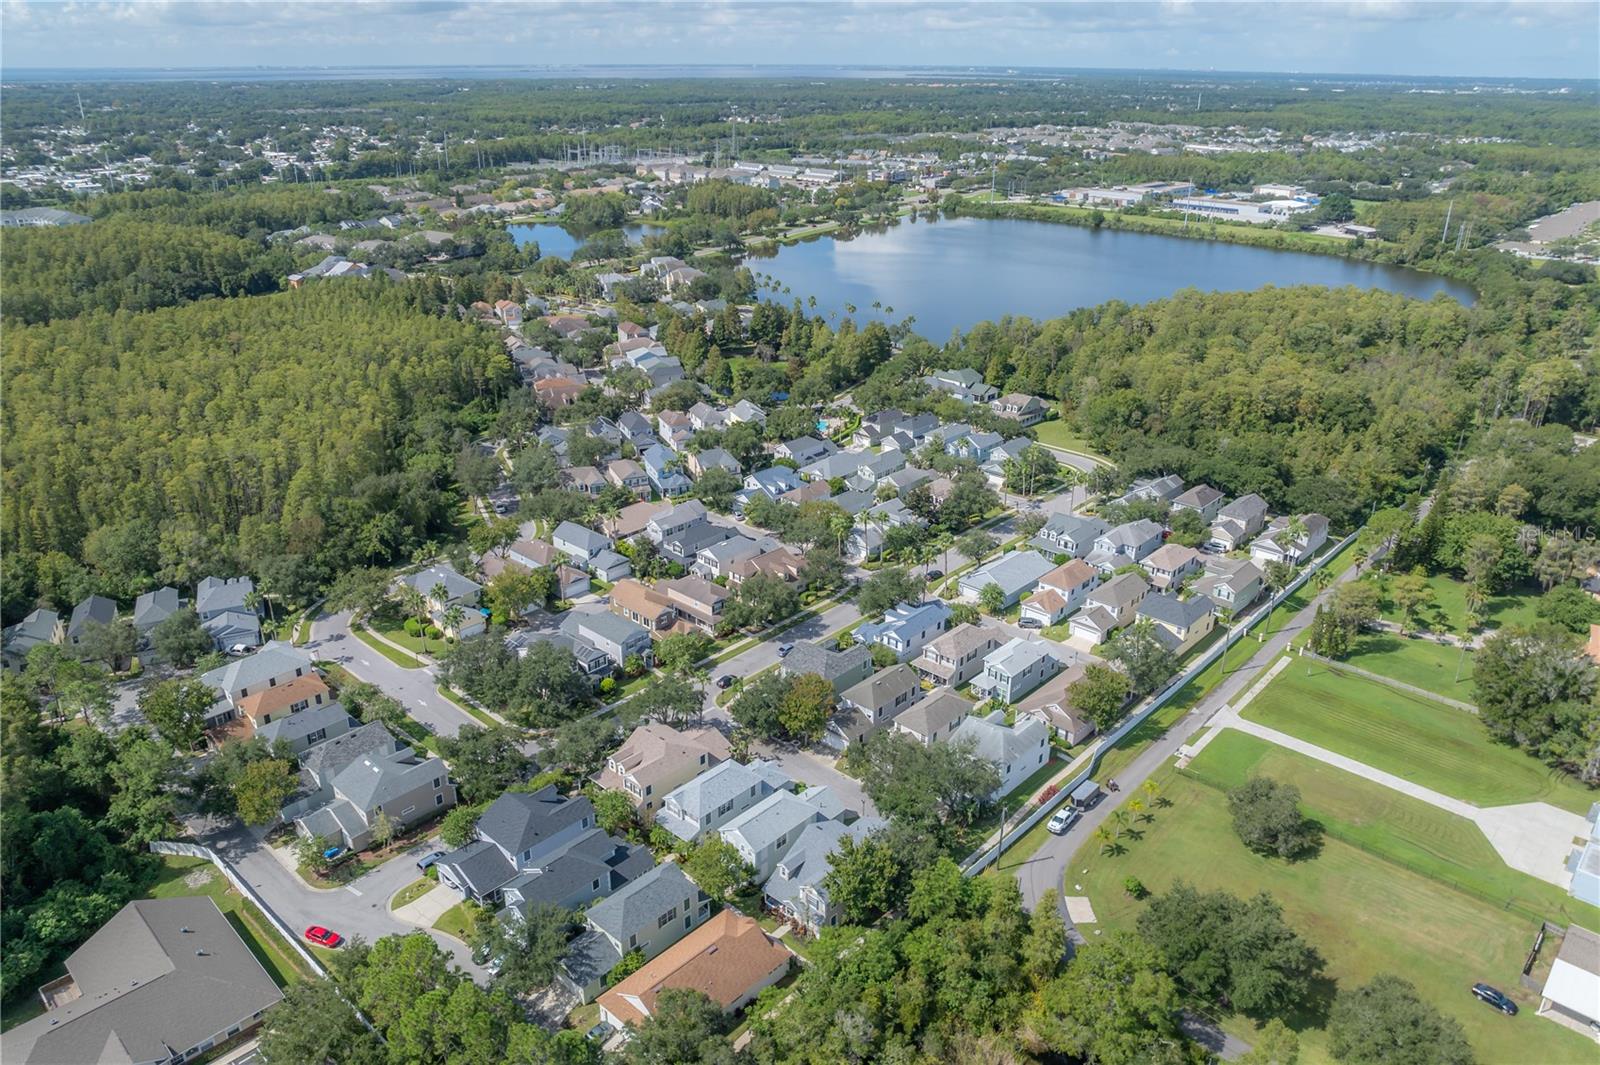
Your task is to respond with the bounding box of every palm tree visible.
[1141,779,1160,802]
[398,586,426,634]
[1128,796,1148,823]
[1094,825,1116,855]
[442,604,466,644]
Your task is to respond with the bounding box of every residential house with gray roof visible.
[1250,513,1331,567]
[1067,571,1152,645]
[971,638,1064,704]
[1031,513,1108,559]
[655,759,794,843]
[66,594,117,647]
[775,437,836,465]
[0,897,283,1065]
[132,587,181,645]
[688,447,742,479]
[829,664,922,750]
[912,623,1003,688]
[195,575,261,651]
[1114,474,1184,508]
[255,702,355,755]
[1017,664,1100,746]
[284,722,456,851]
[800,450,863,483]
[892,688,975,746]
[1207,493,1270,552]
[398,563,485,638]
[2,608,62,671]
[948,709,1051,798]
[855,600,952,662]
[199,641,320,732]
[1137,593,1217,655]
[1191,557,1265,617]
[553,522,614,567]
[1171,484,1226,522]
[719,788,847,881]
[560,862,711,1003]
[958,550,1057,608]
[642,444,694,498]
[1086,519,1165,573]
[779,641,873,694]
[763,817,888,935]
[560,609,654,670]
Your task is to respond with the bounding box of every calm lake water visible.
[747,215,1476,341]
[506,222,663,259]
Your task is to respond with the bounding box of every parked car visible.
[1018,617,1042,629]
[716,674,737,689]
[586,1022,611,1043]
[1470,983,1518,1015]
[304,925,343,948]
[776,643,794,658]
[925,569,943,581]
[417,850,446,871]
[1046,808,1081,835]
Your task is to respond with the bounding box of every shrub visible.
[404,617,423,637]
[426,624,443,639]
[599,677,617,695]
[1123,876,1147,899]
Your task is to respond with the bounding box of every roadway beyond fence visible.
[960,530,1359,877]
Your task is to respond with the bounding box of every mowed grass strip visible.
[1239,663,1596,814]
[1186,730,1600,928]
[1067,766,1596,1065]
[1341,632,1475,700]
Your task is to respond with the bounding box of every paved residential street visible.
[305,610,482,739]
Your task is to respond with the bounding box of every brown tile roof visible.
[598,910,791,1027]
[237,673,330,723]
[605,500,670,540]
[610,579,674,621]
[595,724,729,794]
[1041,559,1097,591]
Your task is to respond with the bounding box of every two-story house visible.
[1086,519,1165,573]
[1170,484,1226,522]
[1017,664,1100,746]
[255,702,355,755]
[1191,556,1265,617]
[762,818,888,936]
[283,722,456,851]
[1,608,62,671]
[196,575,262,652]
[132,588,182,648]
[66,594,117,648]
[1136,593,1217,656]
[687,447,742,479]
[1114,474,1184,509]
[693,536,769,581]
[736,467,803,514]
[642,444,693,498]
[948,709,1051,799]
[1030,513,1109,560]
[435,786,601,903]
[774,437,835,465]
[990,393,1049,427]
[971,638,1063,704]
[1019,559,1101,628]
[605,459,652,499]
[1249,513,1330,567]
[1142,543,1204,591]
[609,579,678,632]
[1207,493,1270,553]
[780,641,874,694]
[891,688,975,745]
[855,600,952,663]
[718,787,846,881]
[912,624,1003,688]
[560,610,654,670]
[828,664,922,750]
[654,759,794,843]
[553,522,614,568]
[199,642,325,737]
[659,577,729,635]
[398,563,485,638]
[1067,571,1151,645]
[595,723,730,816]
[924,367,997,404]
[560,862,711,1003]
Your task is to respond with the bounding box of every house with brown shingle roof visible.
[609,579,677,632]
[594,723,730,815]
[596,910,792,1030]
[236,672,334,733]
[1142,543,1204,591]
[604,500,670,541]
[912,623,1004,688]
[1020,559,1101,628]
[1016,663,1099,745]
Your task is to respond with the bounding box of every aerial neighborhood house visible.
[555,564,594,600]
[1249,513,1330,566]
[1538,923,1600,1034]
[656,411,694,450]
[644,499,707,545]
[991,392,1050,427]
[435,787,651,918]
[589,549,632,583]
[1017,663,1100,745]
[687,447,742,478]
[948,429,1003,463]
[560,609,654,670]
[719,786,848,880]
[196,575,262,651]
[566,464,608,497]
[1171,484,1227,522]
[1207,493,1270,552]
[925,367,997,404]
[763,818,888,935]
[971,638,1064,704]
[2,607,63,670]
[66,594,117,648]
[958,549,1058,608]
[913,623,1003,688]
[1067,571,1151,646]
[892,688,976,746]
[780,640,874,694]
[1191,556,1265,616]
[617,410,658,449]
[604,458,651,498]
[1020,559,1101,627]
[659,576,729,634]
[855,600,953,662]
[687,401,728,432]
[849,450,908,490]
[693,535,770,580]
[199,642,327,739]
[130,588,179,646]
[606,499,670,540]
[658,516,735,569]
[507,625,612,683]
[609,579,678,632]
[1031,513,1108,559]
[1142,543,1204,591]
[642,444,693,497]
[774,436,836,465]
[597,911,793,1032]
[1137,593,1218,655]
[595,723,730,816]
[728,399,767,426]
[829,664,923,751]
[282,722,457,851]
[0,897,284,1065]
[553,521,614,567]
[1114,474,1185,508]
[654,759,794,843]
[534,376,587,410]
[256,701,355,755]
[398,562,485,638]
[737,467,803,514]
[729,544,806,585]
[948,709,1051,798]
[1086,519,1166,573]
[560,862,712,1003]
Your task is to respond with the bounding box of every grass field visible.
[1240,664,1596,814]
[1187,731,1600,927]
[350,623,424,668]
[1342,632,1476,700]
[390,877,437,911]
[1030,419,1110,464]
[1067,760,1597,1065]
[1371,572,1543,636]
[146,856,315,987]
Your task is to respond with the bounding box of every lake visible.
[746,215,1476,341]
[506,222,663,260]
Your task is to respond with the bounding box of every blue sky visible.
[3,2,1596,80]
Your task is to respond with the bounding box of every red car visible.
[303,925,343,948]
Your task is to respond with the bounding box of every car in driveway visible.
[1470,983,1518,1015]
[417,850,446,871]
[586,1022,611,1043]
[304,925,343,948]
[1046,808,1081,835]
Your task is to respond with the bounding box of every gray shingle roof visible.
[659,760,790,826]
[254,702,352,747]
[763,817,887,912]
[1138,592,1215,631]
[133,587,180,630]
[476,786,594,857]
[783,641,872,682]
[893,688,974,738]
[199,641,314,697]
[584,862,704,943]
[67,594,117,637]
[504,830,653,917]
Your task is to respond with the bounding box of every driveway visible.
[392,883,460,928]
[305,610,483,739]
[187,814,486,979]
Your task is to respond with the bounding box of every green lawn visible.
[1067,763,1596,1065]
[436,685,499,728]
[350,623,423,668]
[1188,730,1600,927]
[1342,632,1476,700]
[432,901,477,942]
[390,877,437,911]
[145,856,315,987]
[1030,420,1110,465]
[1240,664,1596,814]
[1372,572,1543,636]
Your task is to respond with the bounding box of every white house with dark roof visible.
[948,708,1051,798]
[196,575,262,651]
[1087,519,1166,573]
[1171,484,1226,522]
[1207,493,1270,552]
[1250,513,1330,567]
[1020,559,1100,627]
[855,600,952,662]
